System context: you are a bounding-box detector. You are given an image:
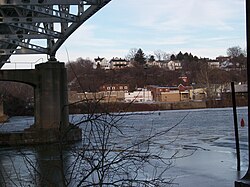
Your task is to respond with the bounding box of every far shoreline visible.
[68,99,248,114]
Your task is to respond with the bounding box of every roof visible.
[110,57,128,62]
[227,83,248,93]
[94,56,104,61]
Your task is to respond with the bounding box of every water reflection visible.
[0,144,71,187]
[36,144,70,187]
[0,148,35,186]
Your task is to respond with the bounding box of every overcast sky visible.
[5,0,246,69]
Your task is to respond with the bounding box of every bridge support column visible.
[34,62,69,129]
[23,61,82,145]
[0,62,82,145]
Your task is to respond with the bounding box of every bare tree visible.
[154,50,163,61]
[0,82,34,116]
[125,48,138,62]
[0,56,194,187]
[227,46,244,58]
[154,50,170,61]
[162,52,171,61]
[0,94,192,187]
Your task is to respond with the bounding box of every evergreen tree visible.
[194,56,199,61]
[134,48,146,65]
[170,54,176,60]
[183,52,189,61]
[148,55,155,62]
[176,51,184,61]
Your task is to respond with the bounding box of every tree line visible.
[67,46,247,93]
[0,46,247,116]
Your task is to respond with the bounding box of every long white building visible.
[125,88,153,103]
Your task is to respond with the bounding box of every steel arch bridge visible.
[0,0,111,68]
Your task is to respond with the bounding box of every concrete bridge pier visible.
[0,61,82,145]
[33,62,69,130]
[26,61,82,144]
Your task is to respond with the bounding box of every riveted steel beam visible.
[18,5,78,21]
[0,0,110,5]
[8,22,61,37]
[0,0,112,65]
[0,48,43,55]
[0,33,60,39]
[1,16,75,23]
[2,39,48,53]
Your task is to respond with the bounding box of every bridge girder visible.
[0,0,111,66]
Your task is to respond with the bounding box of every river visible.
[0,107,248,187]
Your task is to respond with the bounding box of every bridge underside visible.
[0,0,111,145]
[0,62,82,145]
[0,0,111,64]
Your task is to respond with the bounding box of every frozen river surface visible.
[0,107,249,187]
[118,107,249,187]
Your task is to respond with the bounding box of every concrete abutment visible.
[0,61,82,145]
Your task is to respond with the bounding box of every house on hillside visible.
[207,60,220,69]
[216,56,237,71]
[220,60,234,70]
[167,60,182,71]
[146,60,162,68]
[110,57,130,69]
[93,56,110,70]
[216,56,231,63]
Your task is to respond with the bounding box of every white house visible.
[146,60,162,68]
[220,60,234,70]
[124,88,153,103]
[167,60,182,71]
[207,60,220,69]
[93,56,110,70]
[110,57,130,69]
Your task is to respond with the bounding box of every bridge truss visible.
[0,0,111,66]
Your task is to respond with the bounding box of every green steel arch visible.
[0,0,111,67]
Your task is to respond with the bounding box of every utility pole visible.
[235,0,250,186]
[231,82,241,171]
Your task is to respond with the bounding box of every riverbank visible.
[2,98,247,117]
[68,98,247,114]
